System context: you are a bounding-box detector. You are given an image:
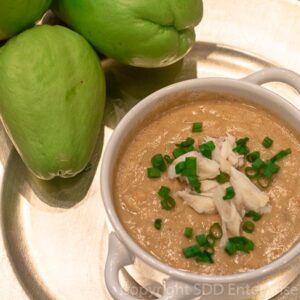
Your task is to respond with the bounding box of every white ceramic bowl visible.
[101,68,300,300]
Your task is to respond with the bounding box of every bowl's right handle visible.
[105,233,201,300]
[242,67,300,93]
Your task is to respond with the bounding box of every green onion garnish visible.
[270,148,292,163]
[175,161,186,174]
[242,220,255,233]
[252,158,265,170]
[233,137,250,155]
[196,234,208,246]
[246,151,260,163]
[158,186,176,210]
[182,157,197,176]
[209,223,223,240]
[245,210,262,221]
[164,155,173,165]
[263,161,280,178]
[204,245,215,255]
[187,175,201,193]
[177,137,195,148]
[182,245,202,258]
[158,186,170,198]
[147,167,161,178]
[195,251,214,264]
[151,154,167,172]
[154,218,162,230]
[225,236,254,255]
[223,186,235,200]
[257,175,272,189]
[216,172,230,184]
[192,122,203,133]
[206,234,216,246]
[199,141,215,159]
[184,227,193,238]
[245,166,259,178]
[173,147,186,159]
[262,137,273,148]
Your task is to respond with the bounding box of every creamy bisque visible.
[114,93,300,275]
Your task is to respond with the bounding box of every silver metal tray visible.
[1,1,300,299]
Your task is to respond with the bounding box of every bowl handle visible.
[105,232,201,300]
[242,67,300,93]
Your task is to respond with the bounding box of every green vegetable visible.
[164,155,173,165]
[257,175,272,189]
[52,0,204,67]
[209,223,223,240]
[184,227,193,238]
[233,137,250,155]
[246,151,260,163]
[0,0,51,40]
[196,234,208,246]
[187,175,201,193]
[192,122,203,133]
[173,147,186,158]
[177,137,195,148]
[147,167,161,178]
[199,141,215,159]
[158,186,176,210]
[182,157,197,176]
[175,162,186,174]
[245,210,262,221]
[195,251,214,264]
[245,167,259,178]
[223,186,235,200]
[158,186,171,198]
[263,161,280,178]
[216,172,230,184]
[242,221,255,233]
[182,245,202,258]
[252,158,265,170]
[154,218,162,230]
[0,25,106,179]
[225,236,254,255]
[151,154,167,172]
[271,148,292,162]
[262,137,273,148]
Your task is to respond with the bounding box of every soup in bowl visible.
[101,68,300,300]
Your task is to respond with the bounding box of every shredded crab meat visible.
[167,151,219,180]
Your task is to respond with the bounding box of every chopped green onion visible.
[245,167,259,179]
[206,234,216,246]
[263,161,280,178]
[154,218,162,230]
[216,172,230,184]
[147,167,161,178]
[233,137,250,155]
[223,186,235,200]
[225,236,254,255]
[209,223,223,240]
[257,175,272,189]
[151,154,167,172]
[246,151,260,163]
[204,245,215,255]
[160,197,176,210]
[182,157,197,176]
[252,158,265,170]
[175,162,186,174]
[271,148,292,163]
[187,175,201,193]
[199,141,215,159]
[158,186,170,198]
[196,234,208,246]
[182,245,201,258]
[262,137,273,148]
[242,220,255,233]
[164,155,173,165]
[184,227,193,238]
[195,251,214,264]
[225,240,236,255]
[245,210,262,221]
[177,137,195,148]
[173,147,186,158]
[192,122,203,133]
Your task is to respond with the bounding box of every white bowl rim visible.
[101,76,300,284]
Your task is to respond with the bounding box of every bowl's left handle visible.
[242,67,300,93]
[105,233,201,300]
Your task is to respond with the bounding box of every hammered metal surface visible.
[1,1,300,299]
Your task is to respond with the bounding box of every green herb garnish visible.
[192,122,203,133]
[246,151,260,163]
[151,154,167,172]
[158,186,176,210]
[164,154,173,165]
[223,186,235,200]
[209,223,223,240]
[187,175,201,193]
[196,234,208,246]
[199,141,215,159]
[271,148,292,163]
[147,167,161,178]
[225,236,254,255]
[184,227,193,238]
[263,161,280,178]
[182,157,197,176]
[154,218,162,230]
[182,245,202,258]
[177,137,195,148]
[172,147,186,159]
[245,166,259,178]
[233,137,250,155]
[262,137,273,148]
[252,158,265,170]
[242,220,255,233]
[216,172,230,184]
[245,210,262,221]
[175,161,186,174]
